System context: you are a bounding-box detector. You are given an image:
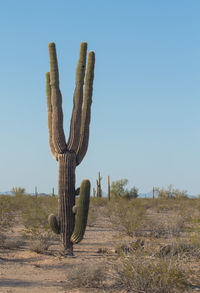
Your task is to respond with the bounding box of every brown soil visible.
[0,216,119,293]
[0,209,200,293]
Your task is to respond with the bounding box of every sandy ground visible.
[0,217,118,293]
[0,211,200,293]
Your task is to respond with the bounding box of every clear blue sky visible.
[0,0,200,195]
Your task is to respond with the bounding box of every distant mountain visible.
[139,191,197,199]
[0,191,49,196]
[0,190,197,198]
[0,191,13,196]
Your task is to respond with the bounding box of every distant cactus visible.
[96,172,102,198]
[46,42,95,255]
[108,176,110,200]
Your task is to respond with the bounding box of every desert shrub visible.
[115,239,145,256]
[158,185,188,199]
[111,179,128,198]
[157,239,200,259]
[124,186,139,199]
[146,215,185,239]
[66,262,106,289]
[11,187,26,196]
[112,253,190,292]
[22,196,57,246]
[109,199,147,237]
[97,247,110,254]
[0,239,24,250]
[0,196,15,228]
[110,179,139,200]
[0,195,15,246]
[89,197,108,207]
[87,204,99,227]
[29,237,50,253]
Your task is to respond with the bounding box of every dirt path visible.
[0,219,117,293]
[1,207,200,293]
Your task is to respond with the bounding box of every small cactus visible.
[96,172,102,198]
[108,176,110,200]
[48,214,60,234]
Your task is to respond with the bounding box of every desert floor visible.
[0,201,200,293]
[0,214,122,293]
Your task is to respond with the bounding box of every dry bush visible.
[22,196,56,234]
[157,240,200,259]
[97,247,110,254]
[146,215,185,239]
[0,196,15,228]
[0,239,24,250]
[111,253,190,292]
[0,195,16,246]
[108,199,147,237]
[115,239,145,256]
[29,236,50,253]
[22,196,58,250]
[66,262,106,289]
[87,205,98,227]
[157,185,188,199]
[90,197,108,207]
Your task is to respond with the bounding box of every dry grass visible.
[111,253,190,293]
[0,195,200,292]
[66,262,107,289]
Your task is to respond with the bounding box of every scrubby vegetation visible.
[110,179,139,199]
[0,193,200,292]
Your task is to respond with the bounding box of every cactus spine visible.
[96,171,102,198]
[46,42,95,255]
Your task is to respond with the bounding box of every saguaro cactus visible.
[108,176,110,201]
[96,171,102,198]
[46,42,95,255]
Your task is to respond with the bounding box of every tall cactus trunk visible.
[46,42,95,256]
[58,153,76,254]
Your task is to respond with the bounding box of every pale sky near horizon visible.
[0,0,200,195]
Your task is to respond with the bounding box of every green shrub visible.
[111,179,139,199]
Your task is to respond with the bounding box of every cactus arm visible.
[67,42,87,152]
[48,214,60,234]
[48,42,67,154]
[76,51,95,165]
[71,179,90,244]
[46,72,58,161]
